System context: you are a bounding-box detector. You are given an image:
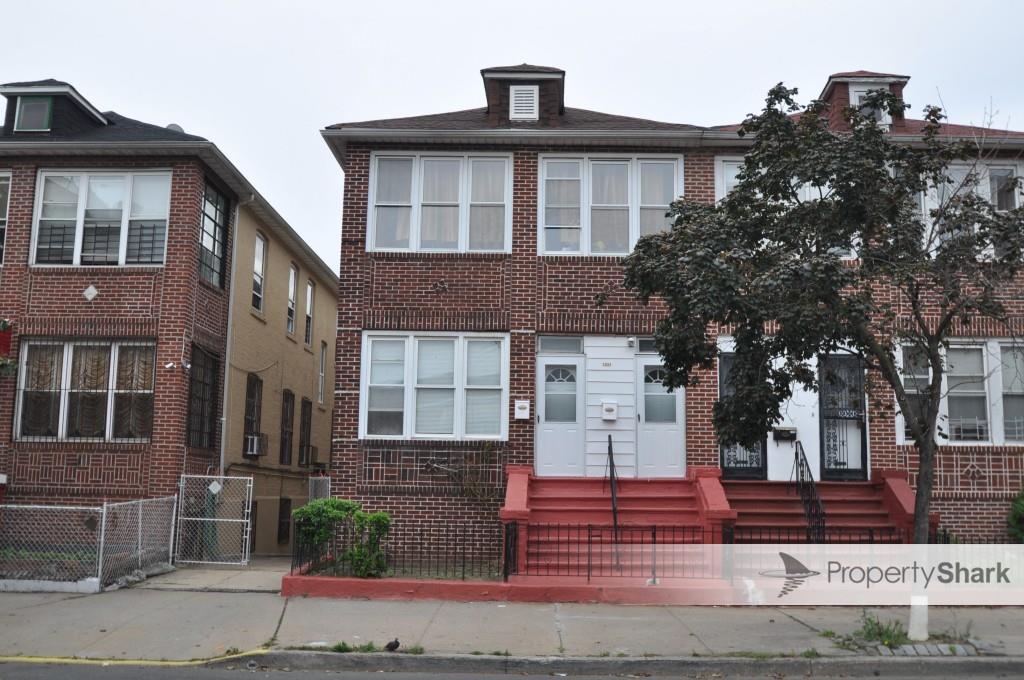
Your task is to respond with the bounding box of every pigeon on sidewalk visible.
[385,638,400,652]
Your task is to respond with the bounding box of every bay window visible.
[541,155,682,255]
[33,171,170,266]
[369,153,511,252]
[17,340,155,441]
[361,333,508,439]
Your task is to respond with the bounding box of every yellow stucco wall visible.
[224,205,337,556]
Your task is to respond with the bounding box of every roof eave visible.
[0,139,337,286]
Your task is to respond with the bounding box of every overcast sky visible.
[4,0,1023,273]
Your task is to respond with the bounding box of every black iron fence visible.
[291,518,502,581]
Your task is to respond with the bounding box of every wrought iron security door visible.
[819,355,868,480]
[718,353,767,479]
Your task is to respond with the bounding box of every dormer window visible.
[15,96,52,132]
[509,85,539,121]
[849,84,891,126]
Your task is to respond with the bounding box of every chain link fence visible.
[0,496,177,592]
[175,475,253,565]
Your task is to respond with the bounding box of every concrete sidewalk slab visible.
[278,598,444,650]
[420,602,561,656]
[0,589,283,660]
[135,557,288,593]
[556,603,706,657]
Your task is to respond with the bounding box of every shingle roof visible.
[481,64,564,74]
[0,110,207,143]
[327,106,704,132]
[710,115,1024,138]
[829,70,909,79]
[2,78,74,88]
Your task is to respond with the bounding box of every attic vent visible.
[509,85,539,121]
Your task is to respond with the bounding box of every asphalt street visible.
[1,664,1023,680]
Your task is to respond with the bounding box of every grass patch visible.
[855,612,910,649]
[801,648,821,659]
[819,629,836,639]
[404,644,425,655]
[328,641,378,653]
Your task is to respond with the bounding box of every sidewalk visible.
[1,566,1022,664]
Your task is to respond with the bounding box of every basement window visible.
[509,85,539,121]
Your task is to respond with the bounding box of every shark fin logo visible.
[758,552,821,598]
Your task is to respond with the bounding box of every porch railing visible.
[603,434,622,572]
[793,441,826,542]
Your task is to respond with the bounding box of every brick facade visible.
[328,67,1024,545]
[0,155,235,503]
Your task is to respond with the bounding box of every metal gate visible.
[175,475,254,565]
[819,355,868,480]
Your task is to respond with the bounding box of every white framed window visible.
[714,157,744,201]
[537,336,583,354]
[849,83,892,126]
[15,339,156,442]
[286,264,297,334]
[509,85,539,121]
[32,170,171,266]
[15,96,52,132]
[318,341,328,404]
[539,155,683,255]
[896,340,1024,446]
[304,280,314,345]
[252,233,266,312]
[0,172,9,264]
[368,152,512,253]
[360,332,510,440]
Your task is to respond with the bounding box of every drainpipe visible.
[219,193,255,475]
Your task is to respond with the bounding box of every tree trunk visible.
[912,438,936,544]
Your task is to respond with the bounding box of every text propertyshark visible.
[827,561,1011,588]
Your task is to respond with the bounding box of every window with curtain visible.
[304,280,314,345]
[18,340,154,441]
[947,346,988,441]
[371,154,510,252]
[362,333,508,439]
[1002,347,1024,441]
[188,346,219,449]
[299,398,312,465]
[33,172,170,266]
[280,389,294,465]
[287,265,297,334]
[200,182,229,287]
[252,234,266,311]
[0,173,10,263]
[541,156,680,255]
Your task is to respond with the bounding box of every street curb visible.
[209,650,1024,677]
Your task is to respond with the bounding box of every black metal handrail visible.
[603,434,622,571]
[793,441,826,542]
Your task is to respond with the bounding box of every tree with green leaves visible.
[624,84,1024,546]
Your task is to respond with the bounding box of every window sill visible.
[286,333,298,344]
[250,309,267,324]
[541,253,628,261]
[198,278,227,295]
[368,251,510,261]
[29,264,165,273]
[13,439,150,452]
[304,344,314,355]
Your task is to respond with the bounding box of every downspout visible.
[219,193,255,475]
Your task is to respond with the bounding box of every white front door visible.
[535,356,585,476]
[635,359,685,477]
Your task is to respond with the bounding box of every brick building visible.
[0,80,335,519]
[321,65,1024,559]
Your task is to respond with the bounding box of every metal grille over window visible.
[280,389,294,465]
[18,341,154,442]
[947,347,988,441]
[299,399,313,466]
[188,346,219,448]
[243,373,265,456]
[200,182,228,286]
[1002,347,1024,441]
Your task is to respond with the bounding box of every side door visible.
[535,356,585,476]
[635,358,685,478]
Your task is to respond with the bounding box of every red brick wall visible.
[0,156,234,503]
[331,141,1024,543]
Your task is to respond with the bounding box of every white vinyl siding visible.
[360,332,509,440]
[539,155,683,255]
[368,152,512,253]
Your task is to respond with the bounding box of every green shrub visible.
[292,498,361,546]
[855,612,909,648]
[345,510,391,577]
[1010,489,1024,543]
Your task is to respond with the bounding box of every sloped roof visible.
[2,78,73,88]
[0,110,207,143]
[327,106,704,132]
[481,64,564,74]
[828,70,910,80]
